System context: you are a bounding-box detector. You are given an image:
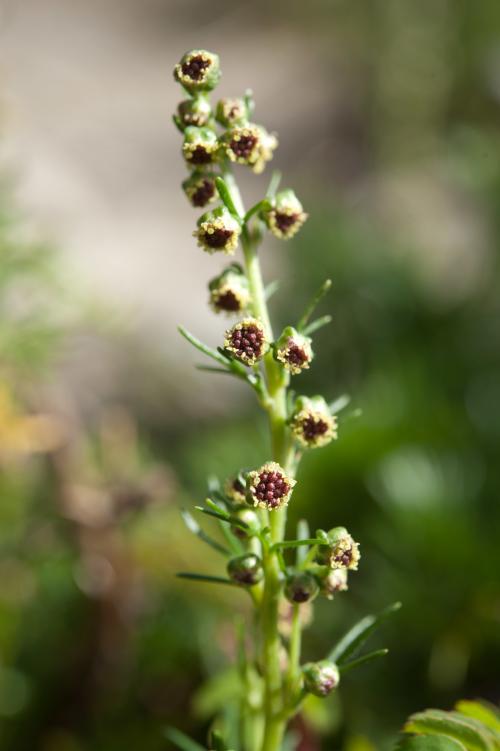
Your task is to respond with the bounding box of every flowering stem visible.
[225,170,292,751]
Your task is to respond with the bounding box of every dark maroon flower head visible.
[247,462,296,510]
[224,318,267,365]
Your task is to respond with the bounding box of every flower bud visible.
[224,318,268,365]
[302,660,340,697]
[274,327,313,375]
[215,97,248,127]
[246,461,296,510]
[319,568,348,600]
[182,126,220,167]
[224,473,247,504]
[284,572,319,604]
[174,50,221,93]
[227,553,263,586]
[209,264,251,314]
[182,172,218,208]
[230,506,260,539]
[177,97,212,128]
[195,207,241,255]
[264,189,308,240]
[290,395,337,449]
[223,124,277,174]
[316,527,360,571]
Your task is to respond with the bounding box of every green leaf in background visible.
[397,735,467,751]
[455,702,500,735]
[398,702,500,751]
[164,727,206,751]
[404,710,496,751]
[329,601,401,664]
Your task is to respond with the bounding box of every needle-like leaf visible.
[297,279,332,332]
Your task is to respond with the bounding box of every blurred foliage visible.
[1,1,500,750]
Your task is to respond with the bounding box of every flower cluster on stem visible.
[171,50,392,751]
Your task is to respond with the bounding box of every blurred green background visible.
[0,1,499,750]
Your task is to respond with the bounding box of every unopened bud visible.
[302,660,340,697]
[319,568,348,600]
[284,572,319,604]
[246,461,296,510]
[215,97,248,127]
[274,327,313,375]
[290,395,337,448]
[209,264,251,314]
[230,507,260,539]
[174,50,221,93]
[182,172,218,208]
[227,553,263,586]
[224,318,268,365]
[183,126,220,167]
[177,97,212,128]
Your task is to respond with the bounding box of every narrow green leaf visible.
[339,648,389,674]
[244,199,271,223]
[196,365,232,376]
[296,519,310,565]
[215,177,242,221]
[397,735,467,751]
[209,730,229,751]
[164,727,206,751]
[297,279,332,332]
[266,170,282,199]
[405,710,496,751]
[328,394,351,415]
[265,279,280,301]
[271,538,324,552]
[178,326,228,366]
[180,510,230,556]
[329,601,401,664]
[176,572,236,587]
[195,504,251,532]
[302,314,333,337]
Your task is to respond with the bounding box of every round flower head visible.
[291,395,337,449]
[316,527,360,571]
[174,50,221,93]
[224,318,268,365]
[209,264,251,314]
[215,97,248,127]
[195,207,241,255]
[227,553,263,586]
[182,172,218,208]
[224,124,262,167]
[230,506,260,540]
[264,189,308,240]
[302,660,340,697]
[274,327,313,375]
[319,568,348,600]
[246,461,296,510]
[284,572,319,604]
[182,126,220,167]
[177,97,211,128]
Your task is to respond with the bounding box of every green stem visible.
[225,169,294,751]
